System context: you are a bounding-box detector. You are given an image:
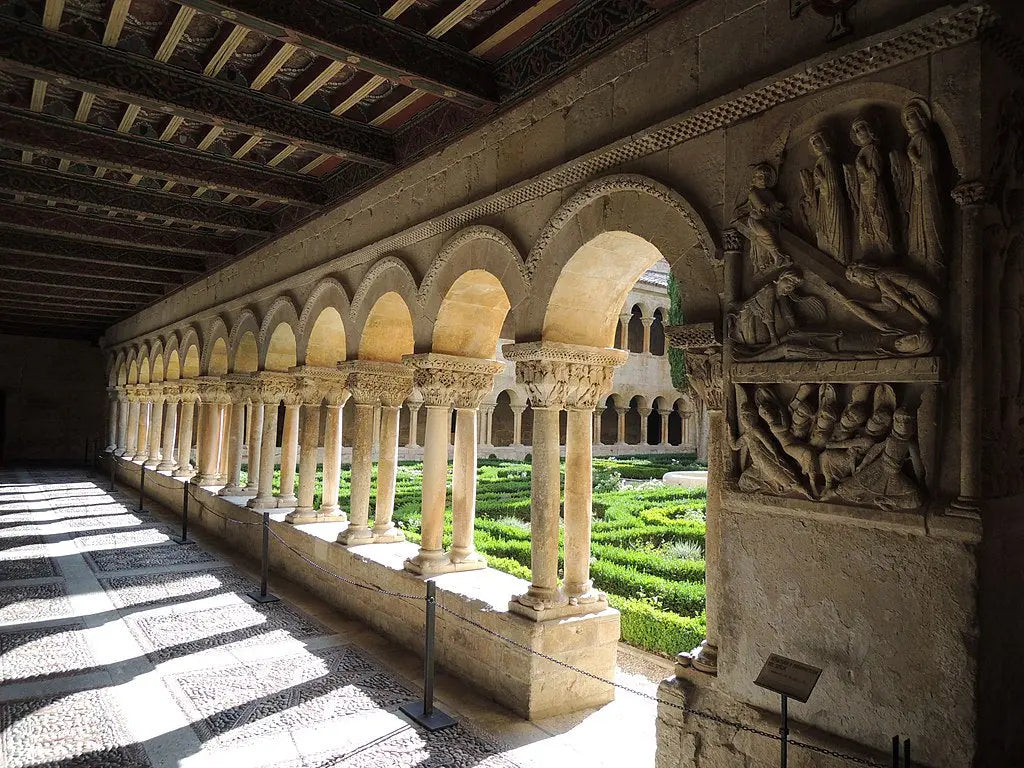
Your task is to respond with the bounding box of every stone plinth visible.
[110,455,618,720]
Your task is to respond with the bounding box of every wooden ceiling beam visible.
[0,291,136,313]
[0,162,275,235]
[0,109,325,207]
[0,253,186,286]
[0,18,394,166]
[0,269,164,297]
[168,0,496,110]
[0,201,232,256]
[0,231,207,274]
[0,286,141,307]
[0,300,122,320]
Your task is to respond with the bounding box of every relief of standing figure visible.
[891,99,946,278]
[740,163,790,273]
[846,117,897,259]
[800,130,851,264]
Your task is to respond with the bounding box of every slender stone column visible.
[344,401,377,543]
[124,390,140,458]
[371,405,382,460]
[144,389,166,468]
[615,407,626,445]
[106,388,119,452]
[503,342,625,620]
[638,407,652,445]
[216,403,231,483]
[193,379,227,486]
[407,403,450,570]
[592,407,603,444]
[245,400,263,495]
[481,405,495,447]
[511,405,524,445]
[287,378,326,523]
[277,400,301,507]
[172,386,198,478]
[320,399,346,518]
[617,313,630,349]
[247,373,292,509]
[219,382,249,495]
[641,317,654,354]
[371,402,405,541]
[406,402,421,447]
[157,393,180,471]
[115,391,130,455]
[659,409,671,445]
[133,395,151,463]
[950,181,987,517]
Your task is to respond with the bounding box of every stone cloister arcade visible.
[105,181,715,617]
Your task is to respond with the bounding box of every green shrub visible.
[592,543,705,583]
[662,540,704,562]
[610,596,706,656]
[590,560,705,615]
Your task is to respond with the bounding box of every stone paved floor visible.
[0,467,668,768]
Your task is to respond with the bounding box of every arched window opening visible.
[627,305,644,353]
[651,308,666,356]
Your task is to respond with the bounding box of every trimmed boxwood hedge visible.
[266,453,709,658]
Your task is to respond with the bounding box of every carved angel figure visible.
[846,117,896,259]
[742,163,790,272]
[890,99,946,277]
[845,264,941,326]
[831,407,925,510]
[730,402,810,499]
[800,130,850,264]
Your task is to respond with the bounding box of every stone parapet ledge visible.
[108,455,618,721]
[656,673,891,768]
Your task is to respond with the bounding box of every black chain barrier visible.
[102,464,901,766]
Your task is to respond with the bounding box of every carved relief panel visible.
[726,98,954,512]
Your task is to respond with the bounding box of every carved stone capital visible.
[177,380,200,403]
[721,227,745,254]
[951,180,989,208]
[402,353,503,409]
[250,372,298,405]
[502,342,626,410]
[195,376,230,404]
[160,383,181,404]
[665,322,723,411]
[223,373,257,403]
[339,360,413,406]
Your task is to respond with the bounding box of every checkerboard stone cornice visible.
[108,2,999,352]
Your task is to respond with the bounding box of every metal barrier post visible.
[246,511,279,604]
[892,736,899,767]
[109,451,115,492]
[400,580,456,731]
[175,482,189,544]
[779,694,788,768]
[84,437,89,467]
[137,465,148,513]
[903,738,911,768]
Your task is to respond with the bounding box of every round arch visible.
[432,269,512,359]
[297,278,350,366]
[229,310,260,373]
[259,297,300,371]
[350,257,418,356]
[359,292,415,362]
[526,176,717,346]
[202,317,229,375]
[179,326,202,379]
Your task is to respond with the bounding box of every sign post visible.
[754,654,822,768]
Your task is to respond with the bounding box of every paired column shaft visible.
[246,402,264,494]
[450,408,483,565]
[173,399,196,478]
[144,398,165,468]
[157,400,179,471]
[277,404,301,506]
[564,409,596,601]
[341,402,376,544]
[523,407,562,606]
[194,401,223,485]
[406,405,450,571]
[247,401,279,508]
[125,398,140,457]
[320,404,344,517]
[115,397,130,455]
[371,405,404,541]
[134,399,151,462]
[287,403,323,522]
[220,400,247,494]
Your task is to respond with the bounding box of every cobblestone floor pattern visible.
[0,467,666,768]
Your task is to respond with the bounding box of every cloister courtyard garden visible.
[242,454,708,657]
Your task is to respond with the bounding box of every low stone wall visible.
[112,457,618,720]
[657,672,893,768]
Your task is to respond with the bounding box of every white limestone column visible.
[616,407,626,445]
[450,407,484,567]
[245,401,263,494]
[157,396,180,471]
[134,397,151,463]
[371,403,405,542]
[659,409,671,445]
[115,393,130,455]
[144,392,166,468]
[216,402,230,483]
[125,394,140,458]
[173,395,196,478]
[219,394,248,495]
[277,402,301,507]
[592,408,603,444]
[371,404,382,461]
[522,405,562,608]
[511,405,524,446]
[406,403,421,447]
[405,403,450,571]
[639,407,652,445]
[617,313,631,349]
[482,405,495,447]
[319,401,345,518]
[641,317,654,354]
[339,400,376,544]
[287,399,323,523]
[247,394,280,509]
[193,400,223,486]
[106,389,119,452]
[564,407,598,603]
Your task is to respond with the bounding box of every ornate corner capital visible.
[249,371,298,405]
[665,322,723,411]
[195,376,231,404]
[223,373,257,403]
[721,227,745,254]
[160,382,181,403]
[148,384,167,404]
[502,342,626,410]
[177,380,201,402]
[952,180,989,208]
[339,360,413,406]
[289,365,352,406]
[402,353,503,408]
[640,317,655,328]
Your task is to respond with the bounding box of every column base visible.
[277,495,298,508]
[403,549,449,575]
[337,525,375,545]
[133,453,150,464]
[192,474,221,486]
[687,639,718,675]
[114,448,127,457]
[949,496,982,519]
[105,444,117,453]
[370,525,406,543]
[143,457,162,470]
[218,485,248,496]
[172,467,195,480]
[239,485,258,497]
[156,460,178,472]
[285,508,348,524]
[508,593,607,622]
[246,496,278,510]
[448,549,487,571]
